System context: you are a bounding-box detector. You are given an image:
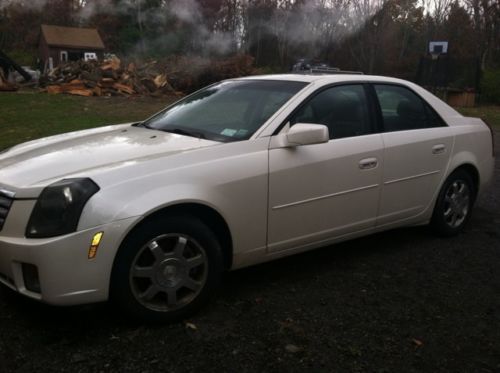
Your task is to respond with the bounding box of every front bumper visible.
[0,216,140,305]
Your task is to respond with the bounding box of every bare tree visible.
[464,0,499,69]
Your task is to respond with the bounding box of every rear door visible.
[372,84,454,225]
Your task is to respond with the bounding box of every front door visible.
[267,84,384,252]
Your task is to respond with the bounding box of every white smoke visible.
[0,0,393,59]
[170,0,201,23]
[0,0,49,11]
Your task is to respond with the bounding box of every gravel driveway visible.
[1,131,499,373]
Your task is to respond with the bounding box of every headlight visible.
[26,178,99,238]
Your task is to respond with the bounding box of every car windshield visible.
[141,80,308,142]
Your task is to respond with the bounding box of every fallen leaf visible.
[285,344,302,353]
[412,338,424,347]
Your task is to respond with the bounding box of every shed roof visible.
[41,24,105,50]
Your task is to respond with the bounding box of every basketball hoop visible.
[429,41,448,61]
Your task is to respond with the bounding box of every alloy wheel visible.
[443,180,470,229]
[129,233,208,312]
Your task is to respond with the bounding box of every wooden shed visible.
[446,90,476,108]
[39,24,105,72]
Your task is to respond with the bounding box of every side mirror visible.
[285,123,329,146]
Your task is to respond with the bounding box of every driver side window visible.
[290,84,372,139]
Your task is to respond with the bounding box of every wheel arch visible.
[430,162,480,236]
[113,202,234,272]
[447,163,480,198]
[455,163,479,192]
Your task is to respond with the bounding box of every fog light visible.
[22,263,41,293]
[88,232,104,259]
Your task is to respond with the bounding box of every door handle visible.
[359,158,378,170]
[432,144,446,154]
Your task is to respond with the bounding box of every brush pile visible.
[40,54,255,97]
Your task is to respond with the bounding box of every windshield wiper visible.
[160,128,206,139]
[133,121,151,129]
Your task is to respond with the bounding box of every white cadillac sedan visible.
[0,74,495,321]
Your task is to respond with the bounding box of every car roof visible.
[235,74,411,85]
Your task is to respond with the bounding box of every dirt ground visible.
[0,132,499,373]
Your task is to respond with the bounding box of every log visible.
[67,89,94,97]
[113,82,135,95]
[60,83,86,92]
[92,86,102,96]
[81,70,102,82]
[84,80,97,88]
[141,78,157,92]
[101,57,121,71]
[47,85,63,94]
[98,78,115,88]
[102,69,118,79]
[154,73,168,88]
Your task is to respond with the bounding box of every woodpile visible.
[40,57,178,97]
[40,54,256,97]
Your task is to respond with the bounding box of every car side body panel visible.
[377,127,455,225]
[79,137,271,258]
[267,134,384,252]
[448,122,494,195]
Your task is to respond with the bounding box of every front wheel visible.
[430,169,475,237]
[110,215,224,322]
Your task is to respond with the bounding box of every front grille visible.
[0,189,14,232]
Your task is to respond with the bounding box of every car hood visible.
[0,123,219,194]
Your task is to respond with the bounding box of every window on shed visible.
[60,51,68,62]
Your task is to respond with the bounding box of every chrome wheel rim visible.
[129,234,208,312]
[443,180,470,229]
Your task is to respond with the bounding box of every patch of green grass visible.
[457,105,500,127]
[0,91,173,150]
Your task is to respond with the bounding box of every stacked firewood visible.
[40,57,177,97]
[40,54,256,97]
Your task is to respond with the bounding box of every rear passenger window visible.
[374,85,445,132]
[290,85,371,139]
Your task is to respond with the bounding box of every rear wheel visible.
[431,169,475,236]
[111,215,224,322]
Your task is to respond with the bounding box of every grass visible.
[0,91,172,150]
[0,91,499,151]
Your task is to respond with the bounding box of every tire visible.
[430,169,476,237]
[110,214,224,323]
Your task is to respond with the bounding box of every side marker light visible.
[88,232,104,259]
